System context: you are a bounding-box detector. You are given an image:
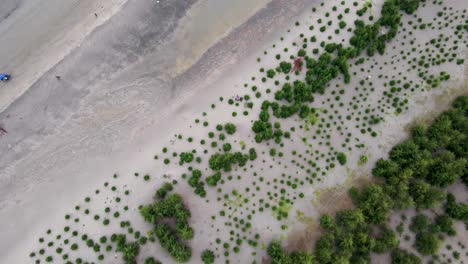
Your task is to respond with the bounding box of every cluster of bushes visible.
[144,257,162,264]
[179,152,194,165]
[252,100,291,143]
[279,61,292,73]
[252,0,421,143]
[267,241,313,264]
[208,148,257,172]
[154,224,192,262]
[188,169,206,197]
[445,193,468,221]
[201,249,216,264]
[407,212,456,255]
[224,123,237,135]
[155,182,173,199]
[140,188,193,262]
[206,172,222,187]
[399,0,420,14]
[274,81,315,105]
[373,96,467,209]
[391,249,421,264]
[311,210,399,263]
[113,234,140,264]
[267,95,467,263]
[336,152,347,165]
[350,20,385,56]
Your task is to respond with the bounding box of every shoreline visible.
[0,0,128,114]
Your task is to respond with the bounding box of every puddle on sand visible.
[171,0,271,75]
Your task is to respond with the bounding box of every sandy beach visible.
[0,0,466,263]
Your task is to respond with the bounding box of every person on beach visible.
[0,73,10,81]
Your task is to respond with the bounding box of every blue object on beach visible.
[0,73,10,81]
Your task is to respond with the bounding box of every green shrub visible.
[224,123,237,135]
[201,249,215,264]
[414,232,440,255]
[154,224,192,262]
[336,152,347,165]
[144,257,162,264]
[409,214,430,233]
[391,249,421,264]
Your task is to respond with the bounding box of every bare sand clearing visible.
[0,0,466,263]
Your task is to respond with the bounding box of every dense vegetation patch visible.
[140,186,193,262]
[267,95,468,263]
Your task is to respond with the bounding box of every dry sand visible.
[0,0,128,113]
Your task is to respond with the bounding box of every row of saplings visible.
[267,95,468,263]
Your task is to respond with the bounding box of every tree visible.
[155,182,173,199]
[372,159,400,179]
[427,115,454,147]
[409,179,445,209]
[206,172,221,187]
[314,233,334,263]
[414,232,440,255]
[208,152,249,172]
[380,0,401,37]
[389,140,421,168]
[337,152,347,165]
[350,184,392,224]
[383,169,414,209]
[267,69,276,78]
[298,49,306,57]
[222,143,232,152]
[409,214,430,233]
[260,110,270,122]
[351,231,374,263]
[399,0,420,14]
[319,214,334,229]
[373,227,398,253]
[290,251,313,264]
[115,238,140,264]
[224,123,236,135]
[179,152,194,165]
[279,61,292,74]
[451,95,468,112]
[249,148,257,160]
[426,150,466,187]
[434,214,455,235]
[391,249,421,264]
[267,241,291,264]
[176,221,194,240]
[140,190,194,262]
[154,224,192,262]
[144,257,162,264]
[445,193,468,221]
[336,209,365,230]
[201,249,215,264]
